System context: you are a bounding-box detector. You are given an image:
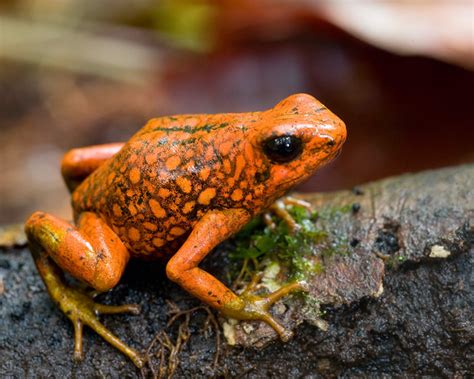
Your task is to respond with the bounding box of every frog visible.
[25,93,346,367]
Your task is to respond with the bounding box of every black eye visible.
[263,135,303,163]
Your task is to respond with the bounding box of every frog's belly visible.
[115,222,190,260]
[74,178,199,260]
[101,206,197,260]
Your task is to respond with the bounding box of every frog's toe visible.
[274,324,293,342]
[264,281,304,305]
[55,285,144,367]
[267,196,314,233]
[93,302,141,315]
[259,310,294,342]
[281,196,313,212]
[224,281,305,342]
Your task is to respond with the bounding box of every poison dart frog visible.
[25,93,346,367]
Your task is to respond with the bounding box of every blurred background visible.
[1,0,473,225]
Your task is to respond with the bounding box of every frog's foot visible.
[50,273,145,367]
[25,211,145,367]
[223,280,304,341]
[265,196,313,233]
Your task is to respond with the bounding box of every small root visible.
[141,300,221,378]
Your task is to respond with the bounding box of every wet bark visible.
[0,164,472,377]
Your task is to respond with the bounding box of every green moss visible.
[384,254,407,269]
[230,203,352,283]
[317,203,352,221]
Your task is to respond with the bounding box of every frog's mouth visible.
[277,176,305,192]
[324,147,342,163]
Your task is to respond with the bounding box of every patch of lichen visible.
[229,203,352,284]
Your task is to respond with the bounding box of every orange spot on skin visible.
[176,177,192,194]
[244,142,254,162]
[145,153,157,165]
[126,189,134,197]
[234,155,245,180]
[128,227,140,241]
[149,199,166,218]
[143,222,157,231]
[219,141,233,156]
[129,154,138,163]
[168,216,178,225]
[129,168,141,184]
[145,245,155,253]
[170,226,186,236]
[223,160,232,174]
[166,156,181,170]
[240,180,248,189]
[198,188,216,205]
[185,149,194,159]
[227,178,235,187]
[205,146,214,161]
[158,188,171,198]
[153,237,165,247]
[231,188,243,201]
[185,160,195,170]
[128,204,138,216]
[113,204,122,217]
[144,180,154,193]
[199,167,210,181]
[107,172,116,185]
[183,201,195,214]
[118,192,125,203]
[254,186,264,197]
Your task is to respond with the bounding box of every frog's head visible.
[252,93,346,203]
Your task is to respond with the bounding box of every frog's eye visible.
[263,135,303,163]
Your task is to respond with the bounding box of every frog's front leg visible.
[264,196,313,233]
[25,211,145,367]
[166,209,304,341]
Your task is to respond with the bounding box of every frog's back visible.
[72,113,261,258]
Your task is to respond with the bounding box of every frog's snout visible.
[321,116,347,155]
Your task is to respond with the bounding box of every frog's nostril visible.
[327,139,336,147]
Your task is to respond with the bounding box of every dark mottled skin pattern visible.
[74,114,261,257]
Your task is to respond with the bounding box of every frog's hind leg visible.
[25,211,145,367]
[61,142,124,192]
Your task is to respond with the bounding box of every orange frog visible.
[25,93,346,367]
